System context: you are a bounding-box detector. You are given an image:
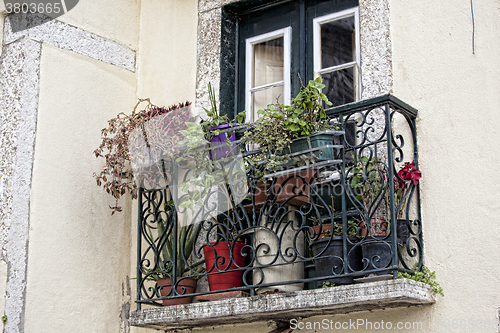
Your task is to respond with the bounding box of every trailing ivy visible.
[399,264,444,296]
[93,99,194,214]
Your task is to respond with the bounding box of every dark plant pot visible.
[310,236,362,286]
[157,277,197,306]
[203,241,247,291]
[397,218,410,245]
[359,219,410,275]
[289,131,336,162]
[360,238,393,275]
[208,123,238,160]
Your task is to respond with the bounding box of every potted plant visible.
[144,204,205,306]
[349,155,389,236]
[202,238,248,291]
[309,219,362,286]
[241,78,339,207]
[170,123,249,292]
[238,78,337,292]
[350,157,421,240]
[394,161,422,244]
[201,83,245,160]
[282,77,339,166]
[349,155,392,274]
[93,99,194,214]
[349,156,421,274]
[241,77,337,176]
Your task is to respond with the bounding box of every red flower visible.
[397,162,421,185]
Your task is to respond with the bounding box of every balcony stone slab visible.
[130,278,435,330]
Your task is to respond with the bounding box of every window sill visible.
[130,279,435,330]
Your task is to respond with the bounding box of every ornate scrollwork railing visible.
[135,94,422,308]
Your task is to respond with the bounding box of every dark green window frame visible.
[220,0,359,119]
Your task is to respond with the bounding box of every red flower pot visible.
[157,277,197,306]
[203,241,247,291]
[311,223,333,238]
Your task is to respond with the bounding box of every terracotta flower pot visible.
[311,223,333,239]
[359,218,410,243]
[157,277,197,306]
[359,218,388,237]
[274,169,315,206]
[203,241,247,291]
[253,180,272,205]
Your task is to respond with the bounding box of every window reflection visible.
[320,17,355,69]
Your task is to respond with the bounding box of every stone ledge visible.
[130,279,435,330]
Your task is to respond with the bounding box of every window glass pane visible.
[253,37,284,88]
[321,67,354,107]
[321,16,355,69]
[251,86,284,120]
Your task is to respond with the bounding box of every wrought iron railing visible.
[135,94,422,308]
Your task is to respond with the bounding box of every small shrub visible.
[399,264,443,296]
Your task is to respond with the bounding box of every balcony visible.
[130,95,433,329]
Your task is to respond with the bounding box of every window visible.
[221,0,360,122]
[245,28,291,121]
[313,7,360,107]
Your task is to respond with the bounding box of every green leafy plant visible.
[200,82,245,138]
[350,156,422,219]
[241,77,334,175]
[321,281,335,288]
[174,121,246,242]
[282,76,332,138]
[310,196,360,239]
[144,202,205,281]
[242,102,294,173]
[2,315,6,324]
[398,264,443,296]
[311,221,360,240]
[176,122,222,211]
[349,155,387,215]
[93,99,194,214]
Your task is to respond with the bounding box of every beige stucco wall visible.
[19,0,198,331]
[0,0,198,332]
[390,0,500,328]
[24,43,137,332]
[0,261,5,332]
[58,0,141,50]
[136,0,198,107]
